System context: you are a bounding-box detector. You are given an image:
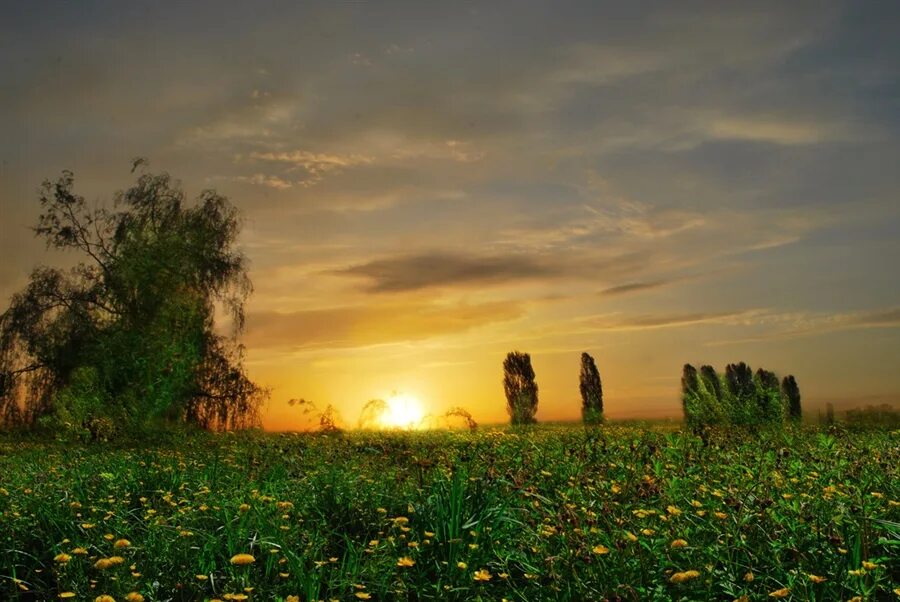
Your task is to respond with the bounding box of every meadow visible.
[1,425,897,601]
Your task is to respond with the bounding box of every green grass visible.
[1,425,898,601]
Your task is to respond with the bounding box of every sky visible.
[1,1,899,429]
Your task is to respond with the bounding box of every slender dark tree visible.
[0,167,265,437]
[503,351,538,425]
[725,362,755,423]
[699,365,723,404]
[681,363,700,429]
[755,368,783,423]
[782,375,802,422]
[579,352,603,424]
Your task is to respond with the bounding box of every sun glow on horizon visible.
[379,393,426,430]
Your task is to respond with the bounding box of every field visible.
[1,425,898,601]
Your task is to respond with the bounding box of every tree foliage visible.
[503,351,538,425]
[682,361,800,431]
[579,352,603,425]
[0,167,265,437]
[781,375,802,422]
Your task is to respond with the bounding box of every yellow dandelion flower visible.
[769,588,790,598]
[592,544,610,555]
[59,594,76,600]
[238,503,250,513]
[124,594,144,602]
[196,574,209,581]
[624,531,638,542]
[355,594,372,600]
[103,534,114,541]
[457,561,468,569]
[113,539,130,549]
[807,574,826,583]
[666,505,682,516]
[848,569,865,576]
[81,523,96,529]
[744,571,755,582]
[230,553,256,566]
[670,539,689,548]
[611,484,622,494]
[94,556,125,570]
[847,597,862,602]
[473,568,492,581]
[861,561,879,570]
[393,516,410,525]
[286,597,300,602]
[95,595,116,602]
[397,556,415,567]
[54,553,72,564]
[733,597,749,602]
[714,512,728,519]
[72,547,88,555]
[368,540,379,547]
[670,570,701,583]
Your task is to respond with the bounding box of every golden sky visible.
[1,2,899,429]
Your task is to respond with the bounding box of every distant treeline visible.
[681,362,801,430]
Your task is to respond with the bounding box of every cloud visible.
[248,150,374,186]
[588,310,760,332]
[243,299,523,350]
[232,173,294,190]
[334,251,560,292]
[599,280,671,296]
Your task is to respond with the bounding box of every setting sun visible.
[380,393,426,430]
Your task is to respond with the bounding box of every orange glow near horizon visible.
[378,393,426,430]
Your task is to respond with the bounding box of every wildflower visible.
[641,529,656,536]
[744,571,754,582]
[59,594,76,600]
[397,556,415,567]
[95,596,116,602]
[861,561,879,570]
[54,553,72,564]
[624,531,638,542]
[355,594,372,600]
[393,516,410,525]
[666,505,682,516]
[277,501,294,510]
[114,539,131,549]
[457,561,468,569]
[72,547,88,555]
[124,594,144,602]
[807,574,827,583]
[368,540,379,547]
[230,553,256,566]
[670,539,688,548]
[196,574,209,581]
[670,570,700,583]
[286,597,300,602]
[714,512,728,519]
[238,503,251,513]
[473,568,492,581]
[592,544,610,555]
[103,534,114,541]
[81,523,96,529]
[769,588,790,598]
[94,556,125,570]
[848,569,865,576]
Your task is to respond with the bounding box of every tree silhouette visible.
[0,167,265,436]
[503,351,538,425]
[781,375,801,422]
[579,352,603,424]
[725,362,755,423]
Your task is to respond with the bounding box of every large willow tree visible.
[0,167,265,436]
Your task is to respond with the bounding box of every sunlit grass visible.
[0,425,897,600]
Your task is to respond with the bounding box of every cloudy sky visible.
[2,1,898,428]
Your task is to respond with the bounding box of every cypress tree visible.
[503,351,538,425]
[579,352,603,425]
